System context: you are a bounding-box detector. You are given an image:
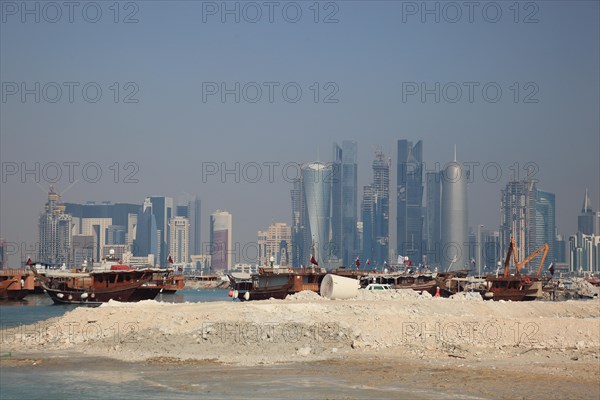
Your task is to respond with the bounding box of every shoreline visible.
[2,350,599,400]
[1,292,599,398]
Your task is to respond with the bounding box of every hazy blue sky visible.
[1,0,598,265]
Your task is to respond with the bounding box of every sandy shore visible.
[2,290,599,399]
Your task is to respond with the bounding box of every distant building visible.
[424,171,442,266]
[65,201,140,263]
[190,254,211,272]
[570,190,600,272]
[290,178,309,267]
[441,155,468,271]
[302,163,332,266]
[0,239,7,269]
[536,191,556,263]
[569,233,599,272]
[188,197,202,256]
[331,141,358,266]
[133,198,160,266]
[361,185,374,264]
[258,222,292,266]
[170,217,190,264]
[500,180,538,266]
[482,230,501,271]
[72,234,95,267]
[210,210,233,271]
[578,189,600,235]
[372,150,390,266]
[555,234,566,263]
[149,196,174,267]
[38,188,73,266]
[101,244,129,261]
[396,140,424,264]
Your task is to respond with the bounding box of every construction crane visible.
[502,237,519,277]
[515,243,549,278]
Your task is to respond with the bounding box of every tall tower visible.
[536,191,556,264]
[332,141,359,266]
[441,151,468,271]
[302,162,332,265]
[169,216,190,264]
[290,178,308,266]
[38,187,73,266]
[133,197,159,265]
[578,189,598,235]
[188,196,202,256]
[209,210,233,271]
[331,144,343,262]
[425,171,442,266]
[500,180,537,266]
[361,185,374,263]
[372,150,389,265]
[149,196,174,266]
[396,140,424,263]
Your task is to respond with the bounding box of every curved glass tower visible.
[302,162,332,264]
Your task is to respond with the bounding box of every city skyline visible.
[1,2,598,269]
[2,144,597,271]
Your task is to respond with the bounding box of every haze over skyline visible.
[1,1,598,266]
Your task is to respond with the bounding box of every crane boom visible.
[503,237,517,276]
[515,243,549,277]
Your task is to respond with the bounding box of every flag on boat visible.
[168,255,174,264]
[26,258,33,266]
[548,263,555,276]
[177,266,183,272]
[355,257,360,268]
[310,255,318,266]
[366,259,371,265]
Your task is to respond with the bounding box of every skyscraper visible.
[38,188,73,266]
[331,144,343,261]
[302,162,332,265]
[209,210,232,271]
[169,216,190,264]
[134,198,159,266]
[441,156,468,270]
[570,189,600,272]
[396,140,424,263]
[291,178,308,267]
[331,141,358,266]
[361,185,374,263]
[500,180,538,266]
[188,196,202,256]
[149,196,174,266]
[578,189,599,235]
[0,239,7,269]
[258,222,292,266]
[424,171,442,266]
[536,191,556,264]
[372,150,389,265]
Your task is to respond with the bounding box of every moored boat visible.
[0,269,35,300]
[32,265,153,306]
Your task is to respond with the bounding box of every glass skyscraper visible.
[396,140,424,263]
[536,191,556,264]
[302,162,332,265]
[332,141,358,266]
